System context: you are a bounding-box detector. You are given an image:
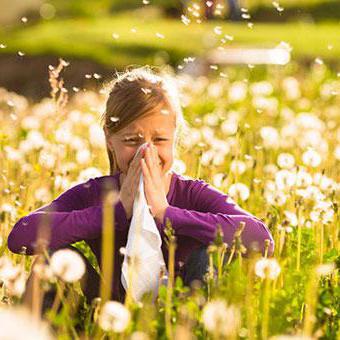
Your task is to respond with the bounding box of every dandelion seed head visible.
[50,249,86,282]
[277,153,295,169]
[255,258,281,280]
[0,306,54,340]
[228,183,250,201]
[316,263,335,276]
[302,149,321,167]
[202,300,240,336]
[98,301,131,332]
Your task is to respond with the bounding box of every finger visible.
[151,145,161,168]
[143,146,151,168]
[140,158,151,181]
[130,146,147,169]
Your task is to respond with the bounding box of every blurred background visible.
[0,0,339,99]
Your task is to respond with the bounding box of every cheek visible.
[158,146,174,163]
[118,147,136,167]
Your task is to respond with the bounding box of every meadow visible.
[0,57,339,339]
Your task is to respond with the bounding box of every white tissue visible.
[120,143,167,302]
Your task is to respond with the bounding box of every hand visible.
[119,145,147,220]
[140,143,170,222]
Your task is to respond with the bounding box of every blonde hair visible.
[101,66,189,175]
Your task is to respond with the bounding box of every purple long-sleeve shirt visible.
[7,170,274,301]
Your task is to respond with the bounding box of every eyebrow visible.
[122,129,167,137]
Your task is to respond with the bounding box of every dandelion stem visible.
[319,223,324,264]
[261,277,270,340]
[303,267,318,336]
[246,258,256,340]
[100,190,116,304]
[296,222,302,272]
[165,236,176,340]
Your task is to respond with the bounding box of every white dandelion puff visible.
[277,153,295,169]
[316,263,335,277]
[202,300,241,336]
[0,306,54,340]
[98,301,131,333]
[302,149,321,167]
[228,183,250,201]
[255,258,281,280]
[50,249,86,282]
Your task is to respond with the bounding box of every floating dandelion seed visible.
[93,73,101,79]
[161,109,170,115]
[241,13,251,19]
[72,86,79,92]
[210,65,218,70]
[272,1,284,12]
[131,27,137,33]
[206,1,214,8]
[181,14,191,26]
[327,44,333,50]
[220,72,228,78]
[21,17,28,23]
[112,33,120,39]
[241,7,248,12]
[155,32,165,39]
[214,26,222,35]
[247,22,254,29]
[18,51,25,56]
[85,74,92,79]
[141,87,152,94]
[224,34,234,41]
[142,0,150,4]
[184,56,195,63]
[110,116,120,123]
[0,44,6,48]
[119,247,127,256]
[315,57,323,65]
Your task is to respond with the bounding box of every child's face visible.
[107,112,176,176]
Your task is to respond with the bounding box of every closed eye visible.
[123,138,168,143]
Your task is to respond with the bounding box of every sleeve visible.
[161,180,274,257]
[7,178,131,255]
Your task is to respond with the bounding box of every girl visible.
[8,66,274,307]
